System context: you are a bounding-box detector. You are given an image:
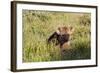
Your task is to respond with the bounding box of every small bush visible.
[79,14,91,26]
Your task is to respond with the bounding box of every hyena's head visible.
[57,26,74,36]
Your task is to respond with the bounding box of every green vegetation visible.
[22,10,91,62]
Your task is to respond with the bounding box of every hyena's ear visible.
[68,27,74,35]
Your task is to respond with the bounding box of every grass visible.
[22,10,91,62]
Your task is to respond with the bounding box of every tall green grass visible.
[22,10,91,62]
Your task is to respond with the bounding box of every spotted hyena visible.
[48,26,74,51]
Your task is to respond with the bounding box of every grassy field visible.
[22,10,91,62]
